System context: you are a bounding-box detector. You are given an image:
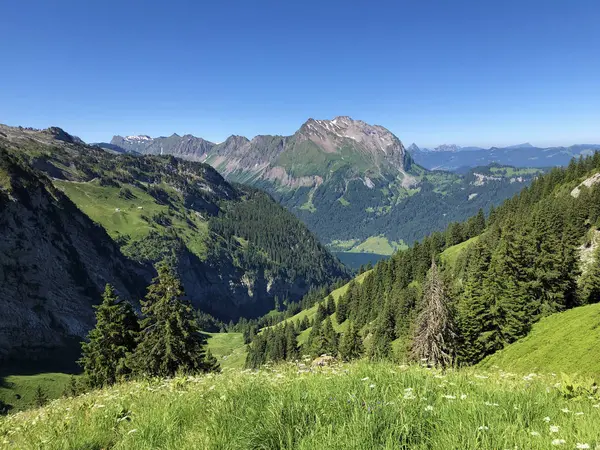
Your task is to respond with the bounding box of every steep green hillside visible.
[0,373,75,414]
[245,151,600,371]
[3,362,600,449]
[0,124,347,366]
[479,303,600,375]
[205,333,247,370]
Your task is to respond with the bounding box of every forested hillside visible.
[104,118,540,257]
[0,125,347,365]
[246,154,600,368]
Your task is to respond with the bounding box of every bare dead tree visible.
[411,259,456,368]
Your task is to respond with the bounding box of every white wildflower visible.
[128,429,138,435]
[576,444,590,449]
[551,439,566,446]
[478,426,489,431]
[361,377,369,381]
[550,425,560,433]
[530,431,540,436]
[443,395,456,400]
[460,394,467,400]
[575,412,584,416]
[543,417,551,422]
[425,405,434,411]
[561,408,571,413]
[592,404,600,408]
[369,384,376,389]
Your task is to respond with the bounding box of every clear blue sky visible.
[1,0,599,148]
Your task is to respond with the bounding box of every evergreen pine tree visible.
[79,284,139,387]
[457,241,492,364]
[130,264,209,377]
[306,315,324,357]
[315,301,327,323]
[339,322,363,361]
[320,317,338,356]
[284,323,299,360]
[368,298,395,360]
[579,246,600,304]
[411,260,456,367]
[34,386,48,408]
[335,292,348,324]
[204,350,221,373]
[325,294,336,315]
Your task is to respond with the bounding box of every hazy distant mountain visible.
[410,142,600,171]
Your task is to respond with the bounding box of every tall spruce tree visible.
[319,317,339,356]
[335,292,348,324]
[368,298,395,360]
[130,264,209,377]
[579,245,600,304]
[79,284,139,387]
[339,322,363,361]
[204,350,221,373]
[411,260,456,367]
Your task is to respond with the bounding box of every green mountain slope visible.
[244,151,600,370]
[108,118,540,253]
[479,303,600,375]
[0,124,347,365]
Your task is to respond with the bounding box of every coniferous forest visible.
[246,154,600,368]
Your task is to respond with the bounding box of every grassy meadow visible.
[1,362,599,449]
[480,303,600,376]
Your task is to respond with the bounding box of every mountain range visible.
[99,117,544,261]
[0,124,347,366]
[409,142,600,172]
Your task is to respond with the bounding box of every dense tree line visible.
[276,165,536,247]
[79,263,219,388]
[209,187,348,287]
[246,154,600,368]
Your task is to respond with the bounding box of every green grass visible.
[0,373,74,413]
[54,180,165,240]
[205,333,247,370]
[3,362,600,449]
[54,179,209,259]
[299,187,317,212]
[275,140,376,178]
[489,166,543,177]
[479,303,600,376]
[329,237,406,255]
[349,236,407,255]
[337,197,350,206]
[440,236,479,270]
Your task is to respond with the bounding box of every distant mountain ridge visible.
[106,116,415,189]
[99,117,542,255]
[410,142,600,171]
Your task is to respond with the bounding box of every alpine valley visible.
[103,117,543,266]
[0,124,347,366]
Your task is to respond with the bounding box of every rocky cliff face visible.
[0,148,145,364]
[109,117,413,187]
[111,134,216,160]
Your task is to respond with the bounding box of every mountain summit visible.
[108,116,414,187]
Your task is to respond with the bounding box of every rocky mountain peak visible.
[43,127,84,144]
[433,144,461,152]
[297,116,407,170]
